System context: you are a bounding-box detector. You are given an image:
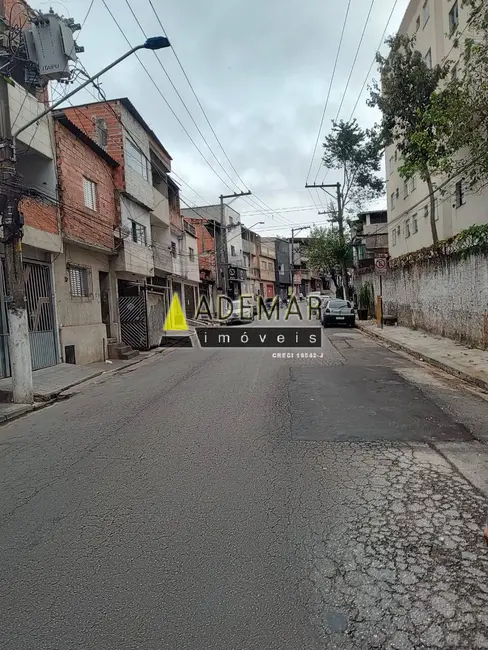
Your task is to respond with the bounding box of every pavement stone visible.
[357,321,488,391]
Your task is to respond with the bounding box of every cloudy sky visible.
[32,0,409,236]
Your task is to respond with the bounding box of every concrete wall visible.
[357,250,488,348]
[121,108,154,209]
[54,245,115,365]
[9,82,53,158]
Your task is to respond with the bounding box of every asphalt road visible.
[2,311,488,649]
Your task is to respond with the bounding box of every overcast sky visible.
[33,0,409,236]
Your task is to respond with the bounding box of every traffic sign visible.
[375,258,387,274]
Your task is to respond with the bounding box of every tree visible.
[308,208,352,294]
[321,119,384,294]
[368,34,460,247]
[440,0,488,187]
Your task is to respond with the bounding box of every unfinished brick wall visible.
[185,218,215,273]
[54,120,117,250]
[63,103,126,191]
[20,197,58,234]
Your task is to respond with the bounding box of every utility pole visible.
[305,181,348,300]
[0,17,170,402]
[290,226,309,296]
[219,191,251,298]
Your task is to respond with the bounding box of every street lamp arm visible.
[12,37,170,139]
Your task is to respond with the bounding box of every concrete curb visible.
[356,322,488,393]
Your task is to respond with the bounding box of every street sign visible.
[375,258,387,274]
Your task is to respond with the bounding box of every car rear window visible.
[328,300,349,308]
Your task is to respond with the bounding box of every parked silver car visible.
[321,299,355,327]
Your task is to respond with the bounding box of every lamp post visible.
[3,37,171,403]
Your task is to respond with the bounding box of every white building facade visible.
[387,0,484,258]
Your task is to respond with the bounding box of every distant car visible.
[321,299,355,328]
[307,291,324,305]
[226,299,255,325]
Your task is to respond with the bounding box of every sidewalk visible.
[0,345,175,422]
[357,320,488,392]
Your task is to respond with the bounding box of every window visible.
[83,177,97,211]
[405,219,411,238]
[415,15,420,32]
[455,180,465,208]
[131,220,147,245]
[389,155,394,175]
[409,176,416,193]
[395,188,400,200]
[170,241,177,257]
[94,118,108,148]
[268,262,273,271]
[412,215,418,233]
[189,247,195,262]
[392,228,397,246]
[278,263,285,275]
[231,245,236,256]
[69,265,90,298]
[125,137,148,181]
[449,1,459,35]
[404,180,409,199]
[422,0,429,26]
[391,192,395,209]
[425,48,432,69]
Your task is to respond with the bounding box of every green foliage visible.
[322,119,384,214]
[369,34,461,247]
[308,225,350,286]
[358,282,374,315]
[439,1,488,187]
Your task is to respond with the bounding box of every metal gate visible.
[0,260,58,377]
[119,294,148,350]
[24,262,58,371]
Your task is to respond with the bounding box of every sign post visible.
[374,258,387,329]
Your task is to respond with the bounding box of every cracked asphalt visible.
[1,312,488,649]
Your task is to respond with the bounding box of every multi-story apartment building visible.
[387,0,482,258]
[289,237,323,295]
[181,204,246,299]
[64,98,199,347]
[0,0,62,378]
[259,239,276,298]
[352,210,389,270]
[184,216,217,315]
[53,111,120,365]
[273,238,291,299]
[241,226,261,297]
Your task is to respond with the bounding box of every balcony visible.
[9,83,53,159]
[116,240,155,277]
[151,187,170,227]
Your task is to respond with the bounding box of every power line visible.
[305,0,353,185]
[348,0,399,122]
[123,0,245,194]
[100,0,238,194]
[333,0,376,123]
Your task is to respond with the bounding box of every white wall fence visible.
[357,251,488,348]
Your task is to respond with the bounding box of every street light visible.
[13,36,171,139]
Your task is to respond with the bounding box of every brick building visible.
[0,0,62,378]
[64,98,199,345]
[184,216,217,315]
[52,111,120,364]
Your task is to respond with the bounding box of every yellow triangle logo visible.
[163,293,188,331]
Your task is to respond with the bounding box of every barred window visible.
[69,265,90,298]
